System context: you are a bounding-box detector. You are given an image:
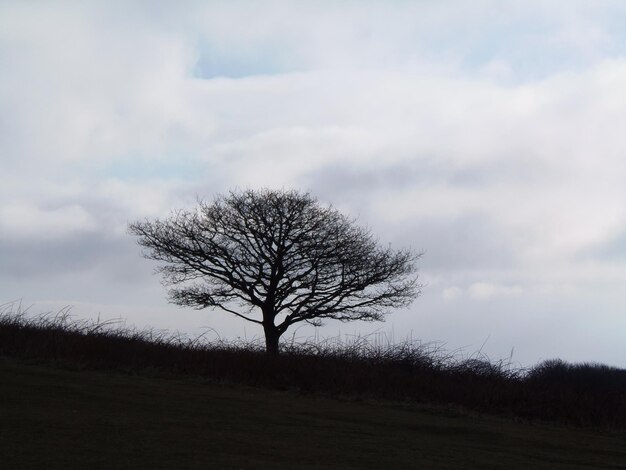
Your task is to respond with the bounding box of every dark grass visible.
[1,301,625,431]
[3,358,626,470]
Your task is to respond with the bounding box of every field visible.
[1,305,625,468]
[2,357,625,469]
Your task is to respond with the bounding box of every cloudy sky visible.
[2,1,626,367]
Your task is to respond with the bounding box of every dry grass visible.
[1,301,624,430]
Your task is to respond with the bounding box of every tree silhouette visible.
[129,189,420,354]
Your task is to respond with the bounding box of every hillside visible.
[1,357,625,469]
[1,306,625,431]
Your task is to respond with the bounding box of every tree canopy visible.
[129,189,420,354]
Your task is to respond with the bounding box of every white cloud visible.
[441,283,523,301]
[0,203,97,240]
[442,287,463,302]
[467,282,523,300]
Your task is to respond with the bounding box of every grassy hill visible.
[1,304,625,468]
[2,357,625,469]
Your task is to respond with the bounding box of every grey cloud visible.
[405,214,517,272]
[300,161,527,273]
[302,167,517,271]
[302,156,547,201]
[0,232,138,282]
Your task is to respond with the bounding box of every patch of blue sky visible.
[192,39,303,79]
[591,229,626,262]
[600,11,626,57]
[434,19,622,83]
[188,6,626,84]
[88,156,206,183]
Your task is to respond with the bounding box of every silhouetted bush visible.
[1,302,624,430]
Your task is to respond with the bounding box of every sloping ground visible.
[2,309,625,430]
[0,358,624,469]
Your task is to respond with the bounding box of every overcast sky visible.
[2,1,626,367]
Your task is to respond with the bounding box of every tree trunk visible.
[263,323,280,355]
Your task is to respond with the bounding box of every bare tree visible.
[129,189,420,354]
